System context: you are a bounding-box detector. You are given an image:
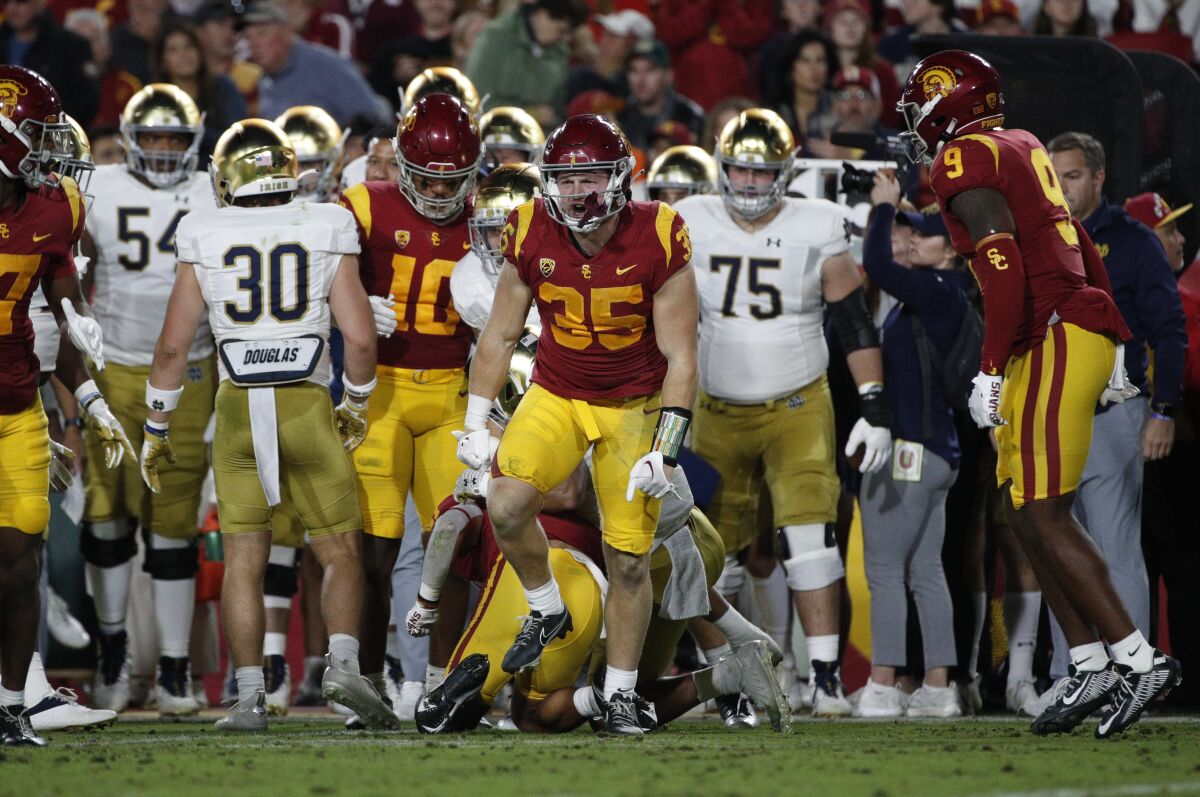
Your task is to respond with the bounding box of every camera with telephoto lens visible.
[840,162,879,195]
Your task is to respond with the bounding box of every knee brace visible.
[778,524,844,592]
[81,519,137,567]
[264,544,300,603]
[142,533,199,580]
[714,553,747,596]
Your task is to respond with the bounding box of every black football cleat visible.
[1031,663,1123,735]
[415,653,490,734]
[501,608,572,674]
[602,691,648,736]
[716,693,758,729]
[0,705,47,747]
[1096,652,1182,739]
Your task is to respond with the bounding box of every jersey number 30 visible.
[223,243,310,324]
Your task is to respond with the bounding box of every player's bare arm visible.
[652,266,700,414]
[821,251,892,473]
[329,254,377,387]
[78,229,98,295]
[405,503,483,637]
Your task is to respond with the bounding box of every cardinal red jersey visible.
[0,179,84,415]
[437,496,605,584]
[501,198,691,400]
[339,181,473,370]
[930,129,1128,373]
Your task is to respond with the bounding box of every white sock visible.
[24,652,52,701]
[1004,591,1041,686]
[1110,630,1154,673]
[602,666,637,701]
[807,634,839,665]
[713,606,775,652]
[86,561,132,635]
[153,577,195,658]
[386,627,401,660]
[264,632,288,658]
[967,591,987,677]
[235,666,265,704]
[425,664,445,693]
[0,686,24,707]
[328,633,359,673]
[750,564,790,654]
[702,643,732,664]
[1069,641,1110,673]
[523,578,565,616]
[573,685,601,718]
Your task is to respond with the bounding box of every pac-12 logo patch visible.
[540,258,556,277]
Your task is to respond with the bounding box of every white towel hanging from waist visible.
[248,386,281,507]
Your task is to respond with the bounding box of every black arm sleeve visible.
[827,286,879,355]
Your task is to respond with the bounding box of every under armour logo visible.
[766,238,782,247]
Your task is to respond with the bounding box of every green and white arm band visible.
[651,407,692,468]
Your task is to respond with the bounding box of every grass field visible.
[4,714,1199,797]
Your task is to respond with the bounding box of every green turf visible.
[4,717,1200,797]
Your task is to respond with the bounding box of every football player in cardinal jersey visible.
[458,113,699,735]
[0,65,135,747]
[902,50,1180,737]
[337,93,483,706]
[78,84,217,717]
[675,109,892,719]
[451,162,544,333]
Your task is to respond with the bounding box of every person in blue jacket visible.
[852,168,973,719]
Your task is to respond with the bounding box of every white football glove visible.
[49,440,75,492]
[1099,343,1140,406]
[454,466,490,502]
[845,417,893,474]
[626,450,673,501]
[452,429,499,469]
[61,298,105,371]
[83,396,136,469]
[368,293,397,338]
[969,372,1006,428]
[404,600,439,637]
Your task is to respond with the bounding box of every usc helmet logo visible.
[0,80,28,118]
[919,67,958,102]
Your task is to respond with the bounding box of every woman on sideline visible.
[854,169,973,719]
[153,20,248,159]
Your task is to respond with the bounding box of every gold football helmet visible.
[209,118,298,207]
[479,106,545,164]
[646,145,717,202]
[491,327,540,426]
[469,162,544,275]
[274,105,346,202]
[714,108,795,219]
[120,83,205,188]
[403,66,481,116]
[52,114,95,196]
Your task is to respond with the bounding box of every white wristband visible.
[464,393,491,432]
[418,583,440,603]
[343,375,377,404]
[146,382,184,414]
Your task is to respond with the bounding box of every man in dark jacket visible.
[0,0,99,126]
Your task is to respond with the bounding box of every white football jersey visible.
[449,252,540,333]
[674,195,850,402]
[174,200,360,386]
[86,165,216,366]
[30,286,58,373]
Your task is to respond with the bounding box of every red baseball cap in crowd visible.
[979,0,1020,24]
[832,65,880,98]
[1125,192,1193,229]
[823,0,872,27]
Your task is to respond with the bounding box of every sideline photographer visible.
[853,168,976,718]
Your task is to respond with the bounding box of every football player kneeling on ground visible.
[140,118,395,732]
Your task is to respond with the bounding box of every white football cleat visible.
[155,657,200,717]
[1006,676,1039,716]
[264,656,290,716]
[1023,675,1069,721]
[395,681,424,721]
[852,680,907,718]
[93,632,130,713]
[46,589,90,650]
[27,687,118,731]
[810,662,852,717]
[905,684,963,718]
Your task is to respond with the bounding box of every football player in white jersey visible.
[78,84,217,716]
[450,163,544,334]
[675,109,892,718]
[645,145,717,207]
[275,105,345,203]
[140,118,396,732]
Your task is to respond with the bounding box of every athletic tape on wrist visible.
[342,375,376,404]
[74,379,103,412]
[464,393,492,432]
[418,583,440,603]
[652,406,692,467]
[145,382,184,414]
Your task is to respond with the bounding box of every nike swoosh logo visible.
[538,625,560,647]
[1126,644,1141,658]
[1061,679,1086,706]
[642,407,661,415]
[32,233,51,242]
[616,264,638,275]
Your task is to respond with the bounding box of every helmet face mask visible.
[0,65,74,190]
[275,105,345,202]
[209,118,299,208]
[48,114,94,198]
[714,109,795,220]
[539,114,634,234]
[120,84,205,189]
[395,94,482,223]
[469,162,544,275]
